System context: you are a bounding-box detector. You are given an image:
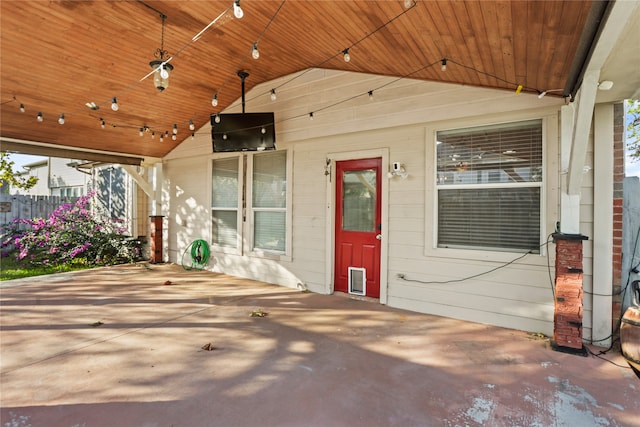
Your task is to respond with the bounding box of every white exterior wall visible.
[163,69,598,336]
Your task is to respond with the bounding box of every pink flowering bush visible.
[1,192,141,266]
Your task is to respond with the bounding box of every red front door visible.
[334,158,382,298]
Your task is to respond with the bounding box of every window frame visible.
[210,154,244,255]
[426,115,548,259]
[211,150,291,261]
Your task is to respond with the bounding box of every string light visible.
[19,103,25,113]
[212,93,218,107]
[58,114,65,125]
[368,90,374,100]
[189,119,195,130]
[343,48,350,62]
[270,89,277,101]
[191,133,195,140]
[173,124,178,135]
[152,132,156,139]
[309,112,314,120]
[111,97,119,111]
[441,58,447,71]
[233,0,243,19]
[214,114,221,123]
[172,134,177,140]
[252,43,259,59]
[36,112,43,122]
[139,127,144,137]
[404,0,413,8]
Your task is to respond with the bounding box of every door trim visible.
[325,148,389,304]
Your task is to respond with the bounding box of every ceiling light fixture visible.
[270,89,277,101]
[343,48,350,62]
[598,80,614,90]
[111,97,119,111]
[149,14,174,92]
[233,0,244,19]
[252,43,259,59]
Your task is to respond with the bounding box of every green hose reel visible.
[181,239,210,270]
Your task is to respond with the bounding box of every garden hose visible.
[181,239,210,270]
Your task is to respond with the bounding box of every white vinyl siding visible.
[436,119,543,253]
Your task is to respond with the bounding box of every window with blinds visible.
[211,157,239,248]
[436,119,543,252]
[211,151,288,255]
[252,151,287,252]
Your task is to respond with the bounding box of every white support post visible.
[151,163,163,216]
[592,104,614,348]
[560,105,580,234]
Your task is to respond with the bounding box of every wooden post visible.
[149,215,164,264]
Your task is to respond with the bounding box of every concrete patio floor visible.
[1,263,638,427]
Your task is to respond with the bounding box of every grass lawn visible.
[0,256,93,281]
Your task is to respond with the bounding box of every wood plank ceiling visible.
[0,0,595,160]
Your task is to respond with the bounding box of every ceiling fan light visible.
[150,60,173,91]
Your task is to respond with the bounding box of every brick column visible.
[552,233,588,355]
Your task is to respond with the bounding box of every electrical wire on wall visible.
[181,239,210,270]
[397,239,552,285]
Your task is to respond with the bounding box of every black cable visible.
[400,250,533,285]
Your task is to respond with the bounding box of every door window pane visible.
[342,169,376,232]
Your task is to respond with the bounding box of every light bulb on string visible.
[309,112,314,120]
[189,119,195,131]
[19,104,25,113]
[212,94,218,107]
[58,114,65,125]
[37,112,43,122]
[252,43,259,60]
[152,132,156,139]
[261,127,266,134]
[100,118,105,129]
[270,89,277,101]
[368,90,374,100]
[160,134,164,142]
[215,114,221,123]
[223,133,228,140]
[172,134,177,141]
[139,128,144,137]
[173,124,178,135]
[441,58,447,71]
[233,0,243,19]
[191,133,195,140]
[404,0,412,8]
[111,97,119,111]
[343,48,350,62]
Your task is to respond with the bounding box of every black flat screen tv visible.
[211,112,276,152]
